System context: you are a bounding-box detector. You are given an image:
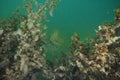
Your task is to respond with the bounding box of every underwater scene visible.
[0,0,120,80]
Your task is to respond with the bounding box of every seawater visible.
[0,0,120,64]
[0,0,120,40]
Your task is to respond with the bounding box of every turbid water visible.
[0,0,120,63]
[0,0,120,41]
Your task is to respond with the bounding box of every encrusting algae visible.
[0,0,120,80]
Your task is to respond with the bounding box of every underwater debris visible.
[50,30,65,46]
[50,30,60,45]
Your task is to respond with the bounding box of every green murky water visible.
[0,0,120,63]
[0,0,120,40]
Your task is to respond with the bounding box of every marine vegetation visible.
[0,0,60,80]
[0,0,120,80]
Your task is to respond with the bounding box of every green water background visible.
[0,0,120,40]
[0,0,120,63]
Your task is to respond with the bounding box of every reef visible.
[53,24,120,80]
[0,0,120,80]
[0,0,60,80]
